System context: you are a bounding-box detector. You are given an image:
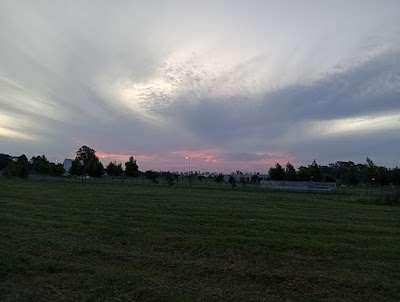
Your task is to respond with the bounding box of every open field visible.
[1,179,399,301]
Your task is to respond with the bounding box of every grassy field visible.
[1,178,399,301]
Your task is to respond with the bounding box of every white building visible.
[63,158,83,176]
[63,159,73,176]
[224,173,269,183]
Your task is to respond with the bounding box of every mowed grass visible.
[0,179,399,301]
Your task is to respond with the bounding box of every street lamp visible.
[185,156,191,175]
[186,156,191,187]
[371,177,375,195]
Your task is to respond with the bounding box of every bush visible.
[378,190,400,205]
[165,173,175,186]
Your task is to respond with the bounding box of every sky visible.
[0,0,399,173]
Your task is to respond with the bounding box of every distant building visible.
[224,173,269,183]
[63,159,73,176]
[63,158,83,176]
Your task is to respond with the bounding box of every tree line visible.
[1,146,399,186]
[267,159,400,186]
[0,145,139,180]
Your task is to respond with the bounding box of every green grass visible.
[1,178,399,301]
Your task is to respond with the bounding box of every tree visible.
[392,166,400,185]
[347,166,361,185]
[363,157,377,185]
[2,161,15,178]
[70,159,84,177]
[33,155,50,180]
[297,166,310,181]
[76,145,96,164]
[228,175,236,188]
[251,173,259,184]
[165,172,175,186]
[214,173,225,185]
[73,145,103,179]
[269,163,286,180]
[17,154,28,165]
[85,157,104,178]
[145,170,159,183]
[106,161,123,178]
[309,160,322,182]
[125,156,139,178]
[114,163,123,177]
[1,154,29,179]
[239,176,249,187]
[285,162,297,181]
[50,163,65,177]
[0,153,12,171]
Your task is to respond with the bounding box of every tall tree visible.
[391,167,400,185]
[229,175,237,188]
[76,145,96,164]
[70,159,84,176]
[363,157,377,184]
[50,163,65,177]
[297,166,310,181]
[106,161,123,178]
[0,153,11,171]
[214,173,225,185]
[1,154,29,178]
[17,154,28,165]
[251,173,259,184]
[347,166,361,185]
[269,163,286,180]
[73,145,104,179]
[285,162,297,181]
[125,156,139,178]
[85,157,104,178]
[33,155,50,180]
[309,160,322,182]
[145,170,159,183]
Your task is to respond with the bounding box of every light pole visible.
[185,156,191,175]
[371,177,375,195]
[186,156,191,186]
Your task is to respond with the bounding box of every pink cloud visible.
[93,148,297,173]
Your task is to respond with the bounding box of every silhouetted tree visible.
[85,157,104,178]
[145,170,159,183]
[251,173,259,184]
[214,173,225,185]
[125,156,139,178]
[309,160,322,182]
[269,163,286,180]
[363,157,378,185]
[228,175,236,188]
[76,145,96,164]
[50,163,65,177]
[33,155,50,180]
[3,155,30,178]
[285,162,297,181]
[70,159,84,177]
[392,167,400,185]
[297,166,310,181]
[347,165,361,185]
[165,172,175,186]
[0,153,11,171]
[106,161,123,178]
